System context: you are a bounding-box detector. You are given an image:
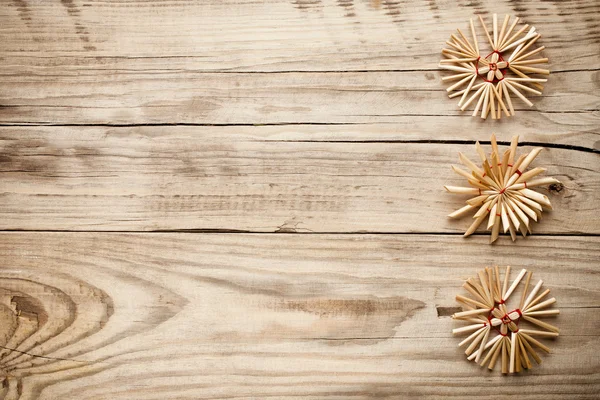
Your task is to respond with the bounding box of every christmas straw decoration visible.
[445,134,560,243]
[453,266,559,374]
[439,14,549,119]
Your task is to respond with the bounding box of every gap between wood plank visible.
[1,66,598,74]
[1,230,599,236]
[271,140,600,155]
[1,134,597,154]
[2,108,598,126]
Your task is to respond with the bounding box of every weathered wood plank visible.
[0,233,597,399]
[0,68,598,127]
[2,123,597,149]
[0,0,597,72]
[1,127,597,233]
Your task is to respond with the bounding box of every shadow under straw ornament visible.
[439,14,550,119]
[453,266,559,374]
[445,135,560,243]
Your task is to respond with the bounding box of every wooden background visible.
[0,0,599,398]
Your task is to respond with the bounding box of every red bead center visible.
[475,51,508,83]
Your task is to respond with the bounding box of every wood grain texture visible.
[1,1,598,139]
[0,68,598,130]
[1,0,598,72]
[1,126,597,233]
[1,0,599,398]
[0,233,598,399]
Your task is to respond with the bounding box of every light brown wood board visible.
[0,234,599,399]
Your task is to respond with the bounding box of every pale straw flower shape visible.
[445,135,560,243]
[439,14,550,119]
[452,266,559,374]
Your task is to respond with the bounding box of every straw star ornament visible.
[453,266,559,374]
[445,135,560,243]
[439,14,550,119]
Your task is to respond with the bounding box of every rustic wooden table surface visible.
[1,0,599,399]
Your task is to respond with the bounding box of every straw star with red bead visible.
[439,14,549,119]
[445,135,560,243]
[452,266,559,374]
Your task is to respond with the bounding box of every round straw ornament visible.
[452,266,559,374]
[445,134,560,243]
[439,14,550,119]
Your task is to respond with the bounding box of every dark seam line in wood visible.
[265,140,600,155]
[1,109,598,126]
[0,135,595,153]
[0,122,364,127]
[1,103,597,108]
[0,68,596,75]
[0,230,598,237]
[0,60,596,74]
[308,334,600,340]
